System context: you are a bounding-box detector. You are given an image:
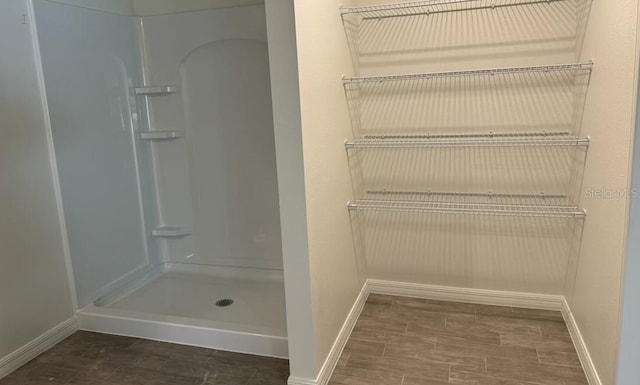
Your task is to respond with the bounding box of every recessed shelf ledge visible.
[135,86,178,95]
[151,226,192,238]
[345,132,590,149]
[140,131,182,140]
[340,0,573,18]
[347,199,587,219]
[342,62,593,85]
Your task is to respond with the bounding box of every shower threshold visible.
[76,263,288,358]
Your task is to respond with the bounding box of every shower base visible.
[76,263,288,358]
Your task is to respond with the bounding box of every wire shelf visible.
[343,62,592,138]
[340,0,572,18]
[347,192,586,219]
[345,132,589,149]
[343,62,592,85]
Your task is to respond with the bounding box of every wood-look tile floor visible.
[329,294,588,385]
[0,331,289,385]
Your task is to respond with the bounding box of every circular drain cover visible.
[215,299,234,307]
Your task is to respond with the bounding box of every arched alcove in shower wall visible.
[139,5,283,270]
[180,39,282,270]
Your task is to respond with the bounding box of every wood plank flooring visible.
[329,294,588,385]
[0,331,289,385]
[0,296,588,385]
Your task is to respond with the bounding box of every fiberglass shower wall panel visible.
[34,0,157,307]
[139,6,283,270]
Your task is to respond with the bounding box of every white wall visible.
[46,0,132,14]
[571,0,640,383]
[134,0,262,16]
[0,0,74,361]
[263,0,317,378]
[616,59,640,384]
[292,0,364,374]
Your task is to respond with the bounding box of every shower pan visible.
[32,0,287,357]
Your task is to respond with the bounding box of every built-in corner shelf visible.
[345,132,590,149]
[135,86,178,96]
[140,131,182,140]
[151,226,192,238]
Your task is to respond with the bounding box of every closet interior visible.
[341,0,593,297]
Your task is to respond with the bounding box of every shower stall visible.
[32,0,287,357]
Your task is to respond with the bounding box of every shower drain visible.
[215,299,234,308]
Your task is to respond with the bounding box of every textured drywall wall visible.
[571,0,639,383]
[0,0,75,360]
[293,0,363,373]
[616,54,640,384]
[264,0,318,378]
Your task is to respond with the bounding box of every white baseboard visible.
[288,281,370,385]
[0,317,78,380]
[290,277,601,385]
[561,299,602,385]
[367,279,565,310]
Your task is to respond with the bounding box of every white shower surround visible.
[109,4,286,355]
[140,5,283,271]
[33,0,287,358]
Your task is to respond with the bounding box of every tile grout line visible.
[199,370,211,385]
[331,295,587,385]
[2,332,290,385]
[244,371,256,385]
